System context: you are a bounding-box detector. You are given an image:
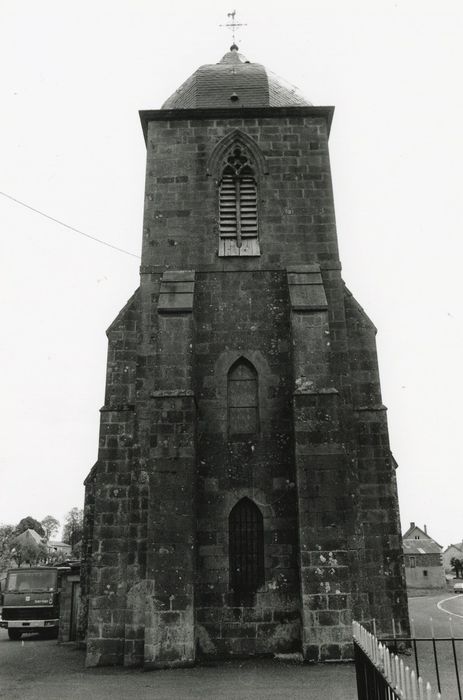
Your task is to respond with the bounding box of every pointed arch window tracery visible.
[218,143,260,257]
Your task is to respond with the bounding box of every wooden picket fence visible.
[353,621,442,699]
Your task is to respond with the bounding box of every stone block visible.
[320,643,341,661]
[317,610,340,626]
[304,644,320,662]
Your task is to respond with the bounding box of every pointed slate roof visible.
[162,45,311,110]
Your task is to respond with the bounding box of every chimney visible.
[424,524,427,534]
[410,522,415,529]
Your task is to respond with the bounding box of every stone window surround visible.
[207,129,267,258]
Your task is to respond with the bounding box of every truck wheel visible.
[8,629,22,641]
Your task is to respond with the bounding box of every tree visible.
[41,515,60,542]
[0,524,15,573]
[62,507,84,551]
[451,557,463,579]
[16,516,45,538]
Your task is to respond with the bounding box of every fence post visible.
[410,669,418,700]
[400,657,406,696]
[405,665,412,698]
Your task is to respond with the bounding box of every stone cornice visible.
[139,105,335,143]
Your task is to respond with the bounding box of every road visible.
[404,592,463,698]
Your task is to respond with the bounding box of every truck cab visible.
[0,567,59,640]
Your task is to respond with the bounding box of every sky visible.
[0,0,462,548]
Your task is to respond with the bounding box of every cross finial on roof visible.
[219,10,247,47]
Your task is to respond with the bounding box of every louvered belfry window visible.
[229,498,264,605]
[219,144,259,256]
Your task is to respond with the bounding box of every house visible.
[47,540,72,559]
[442,542,463,574]
[9,529,46,567]
[402,523,445,590]
[10,530,73,567]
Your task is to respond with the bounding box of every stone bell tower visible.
[81,43,409,669]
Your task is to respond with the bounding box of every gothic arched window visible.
[227,358,259,437]
[229,498,264,605]
[218,144,260,257]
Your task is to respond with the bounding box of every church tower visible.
[81,43,409,668]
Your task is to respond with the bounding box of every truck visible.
[0,567,60,640]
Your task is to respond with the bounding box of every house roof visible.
[14,528,44,545]
[402,523,442,548]
[403,538,442,555]
[444,543,463,554]
[402,524,431,540]
[161,45,311,110]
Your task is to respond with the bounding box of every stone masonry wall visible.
[137,109,344,660]
[142,280,197,668]
[344,290,409,637]
[193,270,300,657]
[288,265,359,662]
[79,463,96,645]
[85,293,140,667]
[83,106,409,667]
[140,111,340,272]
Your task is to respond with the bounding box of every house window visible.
[227,358,259,437]
[410,556,416,568]
[229,498,264,605]
[423,570,428,577]
[218,144,260,257]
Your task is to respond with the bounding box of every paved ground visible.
[2,593,460,700]
[0,629,357,700]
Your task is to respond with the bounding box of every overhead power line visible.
[0,190,141,259]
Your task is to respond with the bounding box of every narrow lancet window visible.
[229,498,264,605]
[227,358,259,437]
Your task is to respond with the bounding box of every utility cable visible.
[0,190,141,259]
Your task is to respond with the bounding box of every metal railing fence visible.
[353,621,442,699]
[379,634,462,699]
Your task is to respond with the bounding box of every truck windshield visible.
[6,570,57,592]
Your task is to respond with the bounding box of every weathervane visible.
[219,10,247,45]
